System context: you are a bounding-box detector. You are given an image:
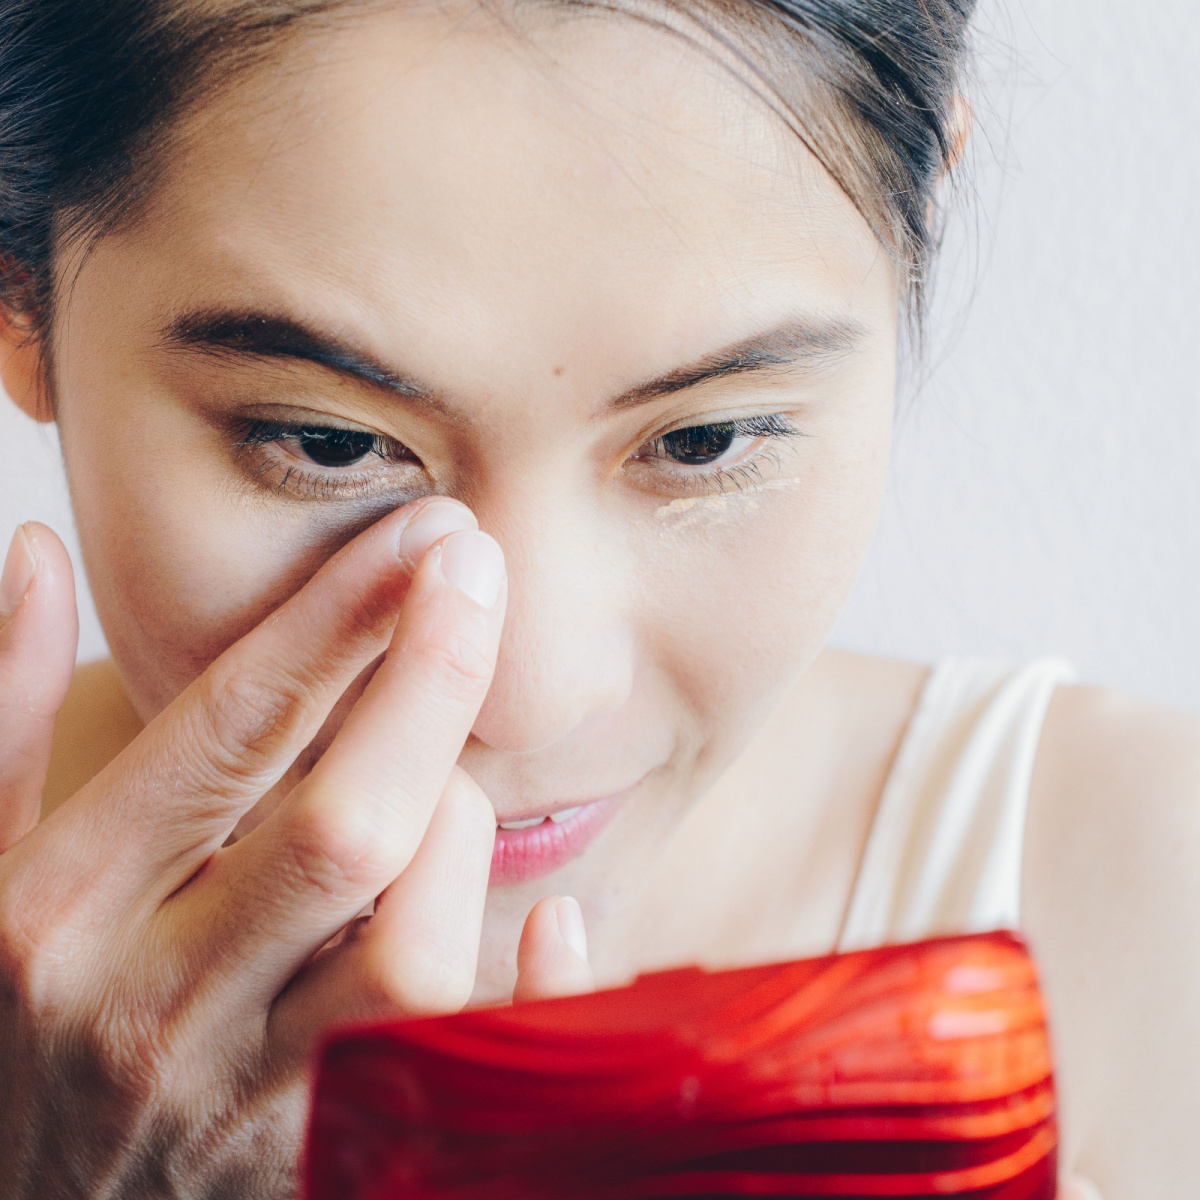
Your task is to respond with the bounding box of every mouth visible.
[489,791,627,886]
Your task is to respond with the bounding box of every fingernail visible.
[554,896,588,961]
[0,525,35,619]
[397,500,476,569]
[439,530,505,609]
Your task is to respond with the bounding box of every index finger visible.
[194,527,507,986]
[9,498,477,902]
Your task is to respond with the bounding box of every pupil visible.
[662,422,736,465]
[296,427,376,467]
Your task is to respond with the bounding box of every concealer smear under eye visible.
[654,477,804,529]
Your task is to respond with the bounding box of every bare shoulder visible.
[1028,684,1200,919]
[1027,685,1200,944]
[1024,685,1200,1196]
[1035,684,1200,816]
[41,658,143,818]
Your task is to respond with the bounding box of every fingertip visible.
[516,894,557,965]
[513,895,595,1004]
[0,523,78,849]
[0,524,35,619]
[554,895,588,961]
[437,529,506,610]
[0,521,78,660]
[396,497,479,571]
[20,520,71,558]
[18,521,78,610]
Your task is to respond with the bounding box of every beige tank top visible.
[838,656,1075,952]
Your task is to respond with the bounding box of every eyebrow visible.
[608,316,865,410]
[162,309,438,400]
[161,308,865,415]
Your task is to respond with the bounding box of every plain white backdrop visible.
[1,0,1197,710]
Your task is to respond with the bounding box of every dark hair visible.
[0,0,975,344]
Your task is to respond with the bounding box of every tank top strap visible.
[837,656,1075,952]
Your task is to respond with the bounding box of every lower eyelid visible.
[635,440,786,494]
[238,442,422,501]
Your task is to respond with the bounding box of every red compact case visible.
[306,931,1057,1200]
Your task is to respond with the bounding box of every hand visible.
[0,505,585,1199]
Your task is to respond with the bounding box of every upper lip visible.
[491,781,642,827]
[492,799,593,825]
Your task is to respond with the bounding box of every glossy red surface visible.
[306,931,1056,1199]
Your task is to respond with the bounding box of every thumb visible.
[0,522,78,851]
[512,895,596,1004]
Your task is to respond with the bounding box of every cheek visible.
[639,421,890,745]
[57,393,358,719]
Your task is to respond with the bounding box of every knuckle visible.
[278,802,383,903]
[186,664,316,793]
[91,1001,167,1087]
[0,916,43,1011]
[421,625,495,695]
[0,891,208,1127]
[0,914,166,1096]
[0,890,78,1009]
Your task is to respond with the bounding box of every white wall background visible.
[832,0,1200,712]
[1,0,1198,711]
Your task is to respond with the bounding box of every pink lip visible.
[489,792,624,886]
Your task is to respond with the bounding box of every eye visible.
[636,414,797,471]
[291,426,379,467]
[234,418,418,470]
[231,417,428,503]
[659,422,738,465]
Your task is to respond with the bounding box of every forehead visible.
[110,4,896,395]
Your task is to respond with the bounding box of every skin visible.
[0,4,1195,1197]
[50,8,901,980]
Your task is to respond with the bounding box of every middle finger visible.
[182,528,506,996]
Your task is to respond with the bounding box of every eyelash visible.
[632,413,802,494]
[234,419,401,457]
[231,413,803,501]
[232,418,422,501]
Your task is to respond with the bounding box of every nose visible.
[468,512,635,754]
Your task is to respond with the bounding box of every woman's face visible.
[44,5,897,960]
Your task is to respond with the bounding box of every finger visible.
[194,528,506,983]
[513,895,595,1003]
[267,766,495,1063]
[16,498,478,897]
[0,523,78,852]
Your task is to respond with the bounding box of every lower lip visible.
[489,792,624,886]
